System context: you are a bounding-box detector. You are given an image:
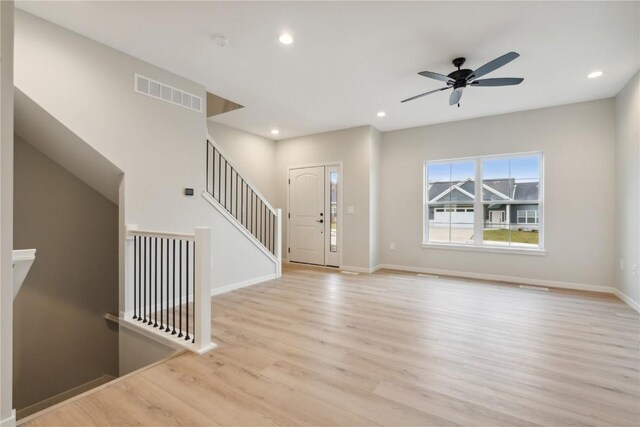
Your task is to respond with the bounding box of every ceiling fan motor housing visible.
[448,57,473,87]
[448,69,474,87]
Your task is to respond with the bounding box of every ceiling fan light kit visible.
[402,52,524,107]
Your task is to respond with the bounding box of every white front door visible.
[289,167,326,265]
[490,210,505,226]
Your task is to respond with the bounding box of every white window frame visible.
[517,210,539,224]
[423,152,545,255]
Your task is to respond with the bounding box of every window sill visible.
[421,242,546,256]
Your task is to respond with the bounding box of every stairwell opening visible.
[12,90,124,420]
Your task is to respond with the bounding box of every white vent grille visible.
[134,74,202,113]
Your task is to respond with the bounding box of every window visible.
[424,153,543,251]
[329,171,338,252]
[426,160,476,244]
[517,210,538,224]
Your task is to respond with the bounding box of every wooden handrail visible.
[127,228,195,241]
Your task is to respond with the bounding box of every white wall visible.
[206,121,277,205]
[0,2,14,425]
[615,72,640,308]
[379,99,616,289]
[276,126,375,270]
[13,10,276,299]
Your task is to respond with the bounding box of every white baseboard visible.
[121,271,280,319]
[286,260,638,312]
[284,259,378,274]
[377,263,617,294]
[340,265,384,274]
[1,410,16,427]
[613,289,640,313]
[16,376,115,420]
[119,273,277,350]
[210,273,277,297]
[193,342,218,355]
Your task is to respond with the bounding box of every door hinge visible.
[288,248,290,253]
[288,213,290,219]
[288,179,291,184]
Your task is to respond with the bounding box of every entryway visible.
[489,210,506,226]
[288,164,341,267]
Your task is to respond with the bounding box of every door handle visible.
[316,219,324,224]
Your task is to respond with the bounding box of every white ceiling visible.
[16,1,640,140]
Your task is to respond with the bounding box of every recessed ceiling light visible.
[377,111,386,117]
[271,129,280,135]
[213,35,228,47]
[279,34,294,45]
[588,70,603,79]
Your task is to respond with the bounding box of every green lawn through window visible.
[483,229,539,245]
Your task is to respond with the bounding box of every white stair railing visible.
[123,226,215,354]
[204,140,282,274]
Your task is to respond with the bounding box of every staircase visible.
[203,139,282,274]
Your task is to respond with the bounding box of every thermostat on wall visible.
[184,188,194,196]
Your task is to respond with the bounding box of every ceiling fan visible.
[401,52,524,107]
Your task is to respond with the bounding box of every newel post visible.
[194,227,213,353]
[275,209,282,277]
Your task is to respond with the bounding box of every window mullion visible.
[473,159,483,246]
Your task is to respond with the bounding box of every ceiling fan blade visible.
[449,87,463,106]
[469,52,520,80]
[418,71,454,84]
[401,87,450,103]
[471,77,524,87]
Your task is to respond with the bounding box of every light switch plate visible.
[347,206,355,214]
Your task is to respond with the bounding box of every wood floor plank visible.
[24,263,640,426]
[209,362,377,426]
[260,359,459,426]
[141,359,293,426]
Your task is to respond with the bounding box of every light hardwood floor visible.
[24,264,640,426]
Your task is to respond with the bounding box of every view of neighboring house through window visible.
[425,153,543,250]
[426,160,476,244]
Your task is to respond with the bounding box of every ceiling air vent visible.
[134,74,202,113]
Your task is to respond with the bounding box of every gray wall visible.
[119,327,175,376]
[379,99,616,289]
[276,125,376,270]
[615,72,640,306]
[13,136,118,411]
